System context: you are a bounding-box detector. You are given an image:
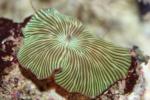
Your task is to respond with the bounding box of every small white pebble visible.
[49,89,65,100]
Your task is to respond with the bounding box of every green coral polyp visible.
[57,34,79,49]
[17,8,131,97]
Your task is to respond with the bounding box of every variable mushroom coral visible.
[17,8,132,98]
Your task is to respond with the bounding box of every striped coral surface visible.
[17,8,131,97]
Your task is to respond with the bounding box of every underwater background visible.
[0,0,150,100]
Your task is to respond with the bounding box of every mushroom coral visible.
[17,8,131,97]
